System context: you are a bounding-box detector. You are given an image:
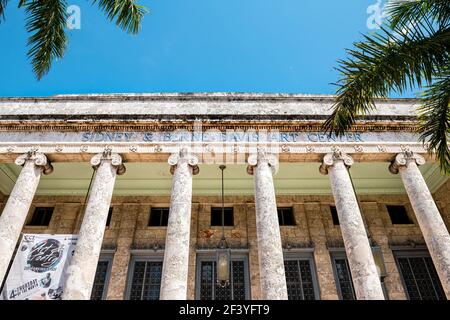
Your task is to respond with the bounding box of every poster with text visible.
[1,234,78,300]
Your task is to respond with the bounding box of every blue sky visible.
[0,0,405,97]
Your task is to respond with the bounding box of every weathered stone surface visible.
[390,152,450,298]
[321,152,385,300]
[0,167,448,300]
[0,152,51,283]
[248,151,288,300]
[62,152,124,300]
[160,149,199,300]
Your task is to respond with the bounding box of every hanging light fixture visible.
[216,165,231,288]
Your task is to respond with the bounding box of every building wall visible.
[1,182,449,300]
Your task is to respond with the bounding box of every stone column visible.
[62,152,125,300]
[320,152,384,300]
[247,151,288,300]
[390,152,450,298]
[160,149,199,300]
[0,152,53,284]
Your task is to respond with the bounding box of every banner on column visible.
[1,233,78,300]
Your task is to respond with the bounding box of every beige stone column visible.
[390,152,450,298]
[160,149,199,300]
[247,151,288,300]
[320,152,384,300]
[62,152,125,300]
[0,152,53,284]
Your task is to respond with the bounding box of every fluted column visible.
[390,152,450,298]
[0,152,53,284]
[320,152,384,300]
[160,149,199,300]
[62,151,125,300]
[247,151,288,300]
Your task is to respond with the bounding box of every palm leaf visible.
[387,0,450,30]
[0,0,8,22]
[92,0,147,34]
[324,21,450,135]
[418,68,450,173]
[24,0,68,79]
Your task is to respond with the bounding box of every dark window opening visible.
[397,256,445,300]
[129,261,163,300]
[148,208,170,227]
[90,260,110,300]
[333,258,356,300]
[284,259,317,300]
[277,207,295,226]
[199,260,246,300]
[211,207,234,226]
[330,206,340,225]
[27,207,54,226]
[105,207,113,227]
[387,205,413,224]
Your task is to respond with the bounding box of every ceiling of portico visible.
[0,162,446,196]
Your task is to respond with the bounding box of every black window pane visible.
[387,205,412,224]
[90,260,109,300]
[105,207,113,227]
[129,261,163,300]
[284,259,316,300]
[330,206,340,225]
[211,207,234,226]
[277,207,295,226]
[334,259,356,300]
[397,256,445,300]
[231,261,246,300]
[199,259,247,300]
[27,207,54,226]
[149,208,170,226]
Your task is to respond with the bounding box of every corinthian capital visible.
[15,151,53,175]
[389,151,426,174]
[319,151,354,175]
[168,148,199,175]
[247,150,279,175]
[91,151,126,175]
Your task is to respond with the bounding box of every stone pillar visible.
[0,152,53,284]
[62,152,125,300]
[320,152,384,300]
[247,151,288,300]
[390,152,450,298]
[160,149,199,300]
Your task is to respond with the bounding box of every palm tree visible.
[0,0,147,79]
[324,0,450,173]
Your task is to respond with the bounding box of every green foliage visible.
[324,0,450,173]
[92,0,148,34]
[0,0,8,22]
[23,0,68,80]
[1,0,148,79]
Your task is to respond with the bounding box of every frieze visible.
[0,130,422,144]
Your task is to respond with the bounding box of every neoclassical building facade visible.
[0,93,449,300]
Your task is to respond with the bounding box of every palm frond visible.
[24,0,68,79]
[418,68,450,173]
[92,0,147,34]
[387,0,450,30]
[323,19,450,135]
[0,0,8,22]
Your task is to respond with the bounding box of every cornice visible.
[0,92,421,103]
[0,121,419,133]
